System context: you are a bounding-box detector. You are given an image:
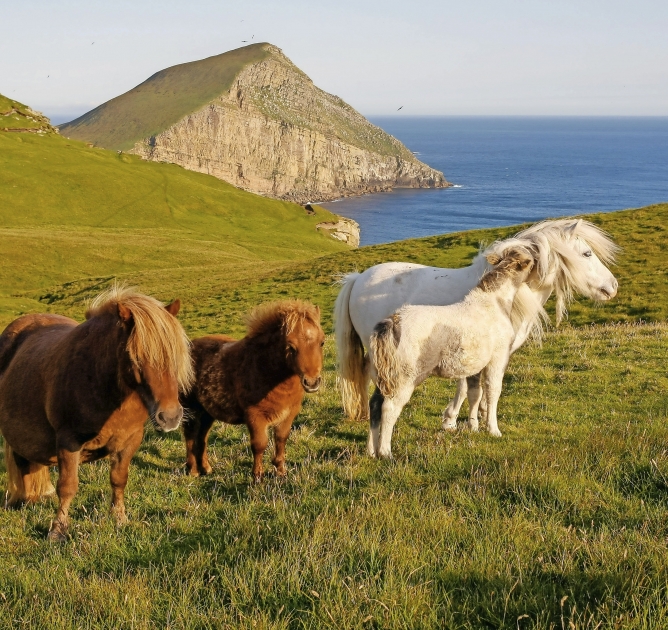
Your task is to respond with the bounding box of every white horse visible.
[334,218,619,426]
[368,246,542,458]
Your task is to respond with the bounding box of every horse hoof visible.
[47,527,68,543]
[489,429,502,438]
[442,422,458,432]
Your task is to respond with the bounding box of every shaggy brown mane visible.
[477,247,534,292]
[87,284,194,391]
[245,300,321,338]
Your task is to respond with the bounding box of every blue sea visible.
[322,117,668,246]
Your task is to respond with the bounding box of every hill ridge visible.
[60,43,448,203]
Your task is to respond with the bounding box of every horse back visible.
[0,313,77,377]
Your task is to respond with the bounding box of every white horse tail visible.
[3,440,54,507]
[334,273,370,420]
[370,315,402,399]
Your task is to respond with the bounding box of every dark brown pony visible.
[182,300,324,481]
[0,286,193,542]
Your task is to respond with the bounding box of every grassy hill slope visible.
[59,44,271,150]
[0,113,347,324]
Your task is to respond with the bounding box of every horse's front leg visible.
[483,362,506,438]
[246,411,269,482]
[48,447,80,542]
[109,427,144,526]
[465,372,483,431]
[272,411,297,477]
[441,378,467,431]
[377,385,414,460]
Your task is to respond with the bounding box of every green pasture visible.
[2,121,668,627]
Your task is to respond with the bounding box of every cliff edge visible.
[61,43,449,203]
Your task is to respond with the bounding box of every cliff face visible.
[130,45,448,203]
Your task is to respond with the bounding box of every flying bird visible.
[92,42,95,45]
[397,106,403,111]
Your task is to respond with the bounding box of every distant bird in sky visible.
[47,75,50,78]
[242,40,247,42]
[252,35,254,39]
[397,106,403,111]
[92,42,94,45]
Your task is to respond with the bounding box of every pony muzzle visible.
[155,405,184,431]
[599,278,618,300]
[301,376,321,393]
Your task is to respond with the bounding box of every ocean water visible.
[322,117,668,246]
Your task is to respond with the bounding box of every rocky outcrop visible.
[131,44,448,203]
[316,217,361,248]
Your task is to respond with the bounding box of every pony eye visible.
[320,340,325,347]
[583,250,593,258]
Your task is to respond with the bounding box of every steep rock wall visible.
[131,47,448,203]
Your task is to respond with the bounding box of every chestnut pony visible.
[0,286,193,541]
[182,300,324,481]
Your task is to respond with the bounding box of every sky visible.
[2,0,667,123]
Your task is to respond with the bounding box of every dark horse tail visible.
[0,318,56,506]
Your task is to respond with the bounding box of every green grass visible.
[0,129,347,325]
[2,120,668,627]
[59,44,272,150]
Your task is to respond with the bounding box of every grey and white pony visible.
[334,218,619,428]
[368,246,541,458]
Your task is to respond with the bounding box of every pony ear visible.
[564,220,582,240]
[486,253,502,265]
[118,303,133,322]
[165,299,181,317]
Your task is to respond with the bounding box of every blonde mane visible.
[245,300,321,338]
[87,285,194,391]
[483,218,619,325]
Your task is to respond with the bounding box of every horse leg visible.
[109,427,144,526]
[465,372,483,431]
[272,414,296,477]
[48,448,80,542]
[246,413,269,482]
[5,447,54,506]
[483,363,506,438]
[368,387,383,457]
[441,378,467,431]
[182,413,200,476]
[377,386,413,460]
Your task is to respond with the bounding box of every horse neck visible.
[67,314,130,409]
[245,328,294,387]
[471,274,526,320]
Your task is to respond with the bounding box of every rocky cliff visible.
[62,44,449,203]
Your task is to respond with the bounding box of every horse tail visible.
[334,273,370,420]
[3,441,54,507]
[370,316,402,399]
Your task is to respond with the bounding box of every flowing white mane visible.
[481,218,619,325]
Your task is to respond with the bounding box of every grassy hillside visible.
[59,44,271,150]
[3,110,668,626]
[0,119,347,325]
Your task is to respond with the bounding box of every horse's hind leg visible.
[441,379,467,431]
[183,412,215,476]
[109,428,144,526]
[368,387,384,457]
[465,372,483,432]
[5,447,54,507]
[48,448,80,542]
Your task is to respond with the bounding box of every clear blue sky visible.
[2,0,667,123]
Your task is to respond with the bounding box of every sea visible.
[321,117,668,246]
